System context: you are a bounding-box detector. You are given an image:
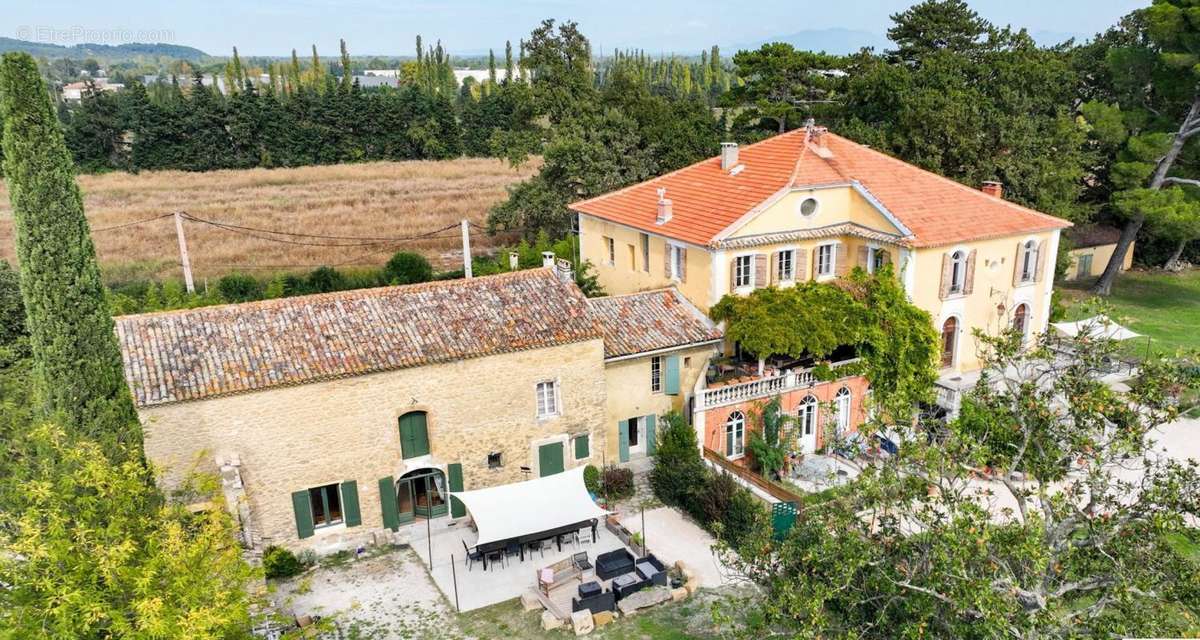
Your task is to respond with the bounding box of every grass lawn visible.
[456,588,752,640]
[1058,269,1200,356]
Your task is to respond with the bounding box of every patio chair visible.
[462,541,483,572]
[525,539,545,559]
[577,527,593,545]
[484,548,505,571]
[572,551,594,580]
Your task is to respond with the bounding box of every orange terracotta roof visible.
[587,288,723,359]
[115,269,601,407]
[569,128,1071,248]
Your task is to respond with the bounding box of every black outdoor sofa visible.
[572,589,616,614]
[595,548,636,580]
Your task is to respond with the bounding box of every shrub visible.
[382,252,434,285]
[601,465,635,499]
[583,464,600,494]
[263,545,305,579]
[650,411,707,506]
[217,273,262,303]
[306,266,345,293]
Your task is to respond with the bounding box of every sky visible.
[6,0,1149,57]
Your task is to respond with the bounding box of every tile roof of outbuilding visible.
[569,127,1071,248]
[587,288,722,360]
[116,269,601,407]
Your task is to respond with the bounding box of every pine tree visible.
[0,53,141,459]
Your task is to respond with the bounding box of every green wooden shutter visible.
[341,480,361,527]
[645,415,657,456]
[399,413,430,459]
[618,420,630,463]
[378,476,400,531]
[538,442,565,477]
[664,355,681,395]
[574,434,590,460]
[447,463,465,518]
[291,490,315,539]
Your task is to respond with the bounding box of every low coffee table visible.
[612,572,642,599]
[578,580,602,599]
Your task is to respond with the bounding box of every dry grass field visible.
[0,158,538,282]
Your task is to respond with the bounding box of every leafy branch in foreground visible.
[721,308,1200,639]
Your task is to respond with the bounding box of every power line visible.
[91,213,174,233]
[179,212,462,243]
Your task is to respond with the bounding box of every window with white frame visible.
[834,387,852,434]
[798,395,817,436]
[669,244,685,280]
[949,250,967,293]
[1020,240,1038,283]
[650,356,662,393]
[868,247,889,274]
[535,380,559,418]
[725,411,746,458]
[816,244,835,277]
[734,255,753,288]
[777,249,794,281]
[604,236,615,266]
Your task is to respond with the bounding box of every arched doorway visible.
[941,317,958,368]
[395,467,448,523]
[797,395,818,453]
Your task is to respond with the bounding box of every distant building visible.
[363,69,399,77]
[1064,225,1133,281]
[61,78,124,102]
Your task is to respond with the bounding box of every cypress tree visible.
[488,48,497,94]
[339,38,352,93]
[0,53,141,458]
[505,40,514,82]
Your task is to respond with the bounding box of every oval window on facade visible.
[799,197,819,217]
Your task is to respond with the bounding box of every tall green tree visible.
[725,43,843,134]
[1085,0,1200,293]
[523,19,596,123]
[0,52,141,459]
[887,0,989,64]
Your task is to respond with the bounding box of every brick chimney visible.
[720,142,739,170]
[655,187,672,224]
[981,181,1003,199]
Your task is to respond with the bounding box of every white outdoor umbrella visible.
[1051,315,1143,341]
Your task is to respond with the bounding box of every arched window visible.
[798,395,818,437]
[725,411,745,458]
[941,317,958,368]
[950,250,967,293]
[1021,240,1039,282]
[1013,303,1029,339]
[834,387,852,434]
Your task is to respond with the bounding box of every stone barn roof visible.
[116,268,601,407]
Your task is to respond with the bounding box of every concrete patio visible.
[409,516,629,612]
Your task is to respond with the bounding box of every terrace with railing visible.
[696,358,861,410]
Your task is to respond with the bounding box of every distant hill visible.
[0,37,209,61]
[734,29,892,55]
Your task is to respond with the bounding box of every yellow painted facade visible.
[1066,242,1132,280]
[601,344,716,463]
[580,184,1062,375]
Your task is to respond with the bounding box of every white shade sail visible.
[1051,315,1143,341]
[452,465,609,548]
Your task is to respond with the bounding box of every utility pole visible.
[460,219,473,278]
[173,211,195,293]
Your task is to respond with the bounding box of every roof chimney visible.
[981,181,1003,199]
[656,187,672,224]
[720,142,739,170]
[541,251,555,269]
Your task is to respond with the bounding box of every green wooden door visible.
[538,441,565,477]
[447,463,465,518]
[398,412,429,459]
[618,420,630,463]
[645,414,657,456]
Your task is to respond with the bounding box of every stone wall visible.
[139,338,608,553]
